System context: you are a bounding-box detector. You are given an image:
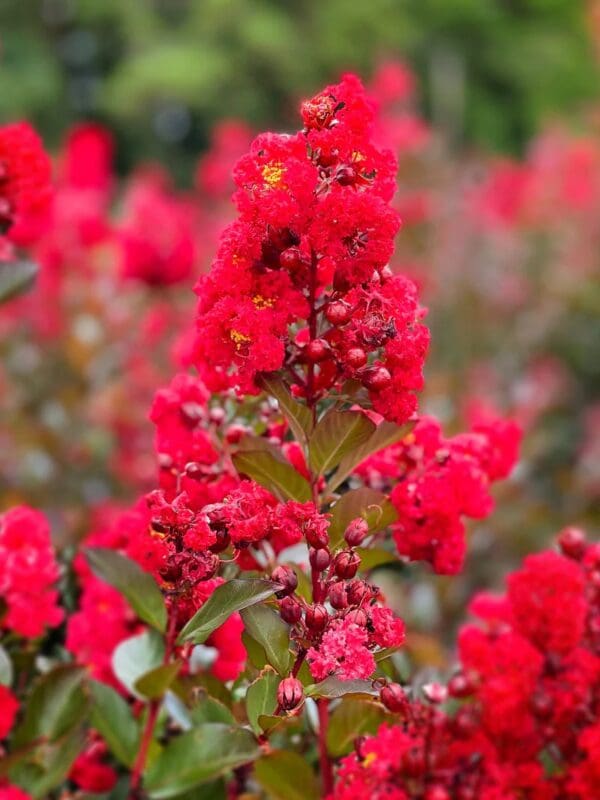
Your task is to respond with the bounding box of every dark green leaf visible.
[12,665,87,747]
[178,579,279,645]
[328,421,413,491]
[326,699,387,756]
[89,680,140,767]
[254,750,320,800]
[245,668,279,734]
[135,661,181,700]
[309,410,376,475]
[145,724,260,798]
[86,547,167,632]
[328,488,397,549]
[0,644,13,685]
[240,605,290,676]
[232,451,311,502]
[305,677,379,699]
[112,630,165,697]
[0,260,38,304]
[259,374,314,444]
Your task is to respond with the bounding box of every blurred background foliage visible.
[2,0,600,180]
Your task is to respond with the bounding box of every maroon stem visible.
[317,698,334,796]
[129,612,178,797]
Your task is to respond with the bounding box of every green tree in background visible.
[0,0,598,177]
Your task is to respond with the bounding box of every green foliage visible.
[1,0,597,176]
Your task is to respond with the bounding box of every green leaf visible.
[145,724,260,799]
[326,699,387,756]
[309,410,376,476]
[135,661,182,700]
[0,644,13,685]
[232,451,311,502]
[240,605,291,676]
[112,630,165,697]
[242,631,268,671]
[356,546,398,571]
[178,579,279,645]
[86,547,167,632]
[89,680,140,767]
[328,421,413,491]
[328,488,397,549]
[10,724,86,798]
[190,696,235,726]
[245,668,279,734]
[0,260,38,304]
[236,434,288,462]
[12,665,87,747]
[305,677,379,699]
[259,374,313,444]
[254,750,320,800]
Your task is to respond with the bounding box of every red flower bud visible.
[279,247,305,273]
[345,347,367,369]
[336,164,358,186]
[325,300,352,326]
[345,608,368,627]
[225,424,249,444]
[275,598,299,627]
[309,547,331,572]
[380,682,408,713]
[422,682,448,704]
[362,366,392,392]
[271,565,298,598]
[329,581,348,609]
[448,672,474,699]
[305,525,329,549]
[558,526,587,559]
[333,549,361,579]
[277,677,304,711]
[305,603,329,632]
[344,518,369,547]
[346,579,370,606]
[305,338,332,363]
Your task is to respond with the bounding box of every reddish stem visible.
[317,697,334,796]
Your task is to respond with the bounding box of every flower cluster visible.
[0,122,52,259]
[193,74,429,423]
[357,411,521,573]
[0,506,63,638]
[333,529,600,799]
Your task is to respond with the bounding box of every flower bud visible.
[208,527,231,553]
[362,366,392,392]
[279,596,303,625]
[345,347,367,370]
[380,682,408,713]
[304,338,332,363]
[448,672,474,699]
[332,550,361,579]
[558,526,587,560]
[346,579,370,606]
[225,424,249,444]
[344,518,369,547]
[271,565,298,598]
[305,603,329,632]
[422,682,448,704]
[277,677,304,711]
[305,525,329,549]
[336,164,358,186]
[345,608,368,627]
[279,247,305,273]
[329,581,348,609]
[309,547,331,572]
[325,300,352,326]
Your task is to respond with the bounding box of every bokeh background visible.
[1,0,599,657]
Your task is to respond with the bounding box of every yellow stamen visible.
[230,329,251,350]
[363,752,377,767]
[252,294,275,309]
[262,161,285,188]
